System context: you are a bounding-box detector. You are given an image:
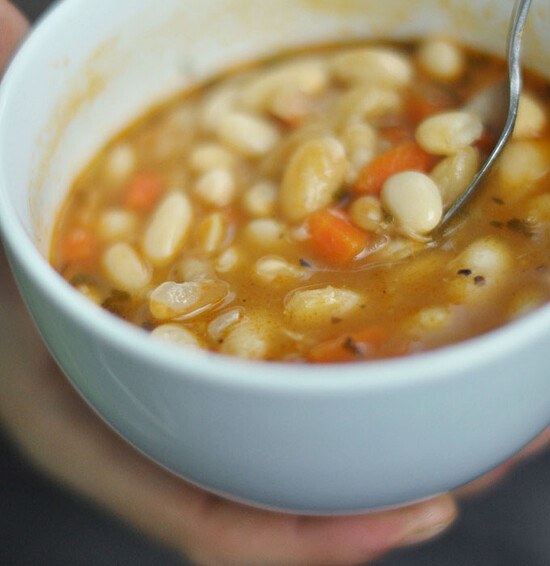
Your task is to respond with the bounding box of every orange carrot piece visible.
[61,227,96,262]
[306,208,369,265]
[308,329,388,363]
[354,142,433,196]
[123,172,163,212]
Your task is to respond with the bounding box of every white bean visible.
[448,237,513,303]
[194,168,236,207]
[417,39,465,81]
[149,280,230,320]
[268,86,313,125]
[331,47,413,87]
[199,84,238,134]
[430,146,480,208]
[242,180,278,217]
[513,92,547,139]
[142,191,193,266]
[334,86,402,125]
[280,136,348,221]
[340,121,378,183]
[240,58,329,111]
[416,111,483,155]
[284,286,363,326]
[104,143,136,183]
[349,195,384,232]
[455,237,512,276]
[498,140,550,201]
[215,246,241,273]
[178,257,216,282]
[244,219,286,248]
[151,324,202,348]
[196,213,228,254]
[97,208,138,242]
[216,111,280,157]
[188,143,237,173]
[219,319,270,360]
[102,242,151,292]
[381,171,442,236]
[254,256,307,283]
[409,306,452,333]
[207,308,245,341]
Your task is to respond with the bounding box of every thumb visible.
[0,0,30,76]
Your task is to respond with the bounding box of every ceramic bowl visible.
[1,0,550,513]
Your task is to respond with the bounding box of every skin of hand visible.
[0,1,546,564]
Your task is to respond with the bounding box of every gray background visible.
[2,1,550,564]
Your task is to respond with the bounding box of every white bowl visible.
[1,0,550,514]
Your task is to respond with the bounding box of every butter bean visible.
[284,286,362,326]
[255,256,307,283]
[194,168,236,207]
[151,324,202,348]
[417,39,465,81]
[430,146,480,208]
[241,57,329,111]
[498,140,550,201]
[217,111,280,157]
[103,242,151,292]
[381,171,442,236]
[513,92,547,139]
[280,136,348,222]
[142,191,193,266]
[416,111,483,155]
[331,47,413,87]
[149,280,230,320]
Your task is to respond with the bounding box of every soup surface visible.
[51,39,550,362]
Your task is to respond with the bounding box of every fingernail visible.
[400,494,457,546]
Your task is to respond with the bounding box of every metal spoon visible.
[436,0,533,232]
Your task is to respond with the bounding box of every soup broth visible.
[51,39,550,362]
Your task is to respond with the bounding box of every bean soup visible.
[51,39,550,362]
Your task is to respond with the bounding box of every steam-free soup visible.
[51,39,550,362]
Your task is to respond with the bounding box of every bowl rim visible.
[1,0,549,394]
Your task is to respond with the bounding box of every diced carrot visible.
[354,142,433,196]
[306,208,369,265]
[60,227,96,262]
[308,329,389,363]
[122,172,163,212]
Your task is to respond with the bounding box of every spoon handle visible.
[437,0,533,232]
